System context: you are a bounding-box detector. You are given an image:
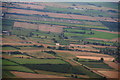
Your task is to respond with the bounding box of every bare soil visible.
[76,56,114,61]
[97,70,119,78]
[11,71,67,78]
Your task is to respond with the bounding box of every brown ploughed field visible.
[11,71,67,78]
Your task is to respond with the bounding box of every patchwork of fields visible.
[2,2,120,79]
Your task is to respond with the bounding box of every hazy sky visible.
[1,0,120,2]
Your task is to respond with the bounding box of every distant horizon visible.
[1,0,120,2]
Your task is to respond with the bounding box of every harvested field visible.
[76,56,114,61]
[8,14,82,24]
[97,70,119,78]
[54,50,112,57]
[87,38,110,42]
[27,52,56,58]
[14,22,38,29]
[2,43,34,46]
[68,14,116,22]
[2,35,29,43]
[40,3,71,8]
[38,24,63,33]
[70,48,100,52]
[2,38,30,44]
[2,7,8,12]
[111,38,120,42]
[92,29,120,34]
[15,3,45,9]
[11,71,67,78]
[2,55,13,59]
[83,21,104,26]
[2,49,49,53]
[14,22,63,33]
[2,42,49,48]
[7,8,116,22]
[8,8,46,15]
[104,62,120,70]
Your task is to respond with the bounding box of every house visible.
[2,31,10,36]
[56,43,60,46]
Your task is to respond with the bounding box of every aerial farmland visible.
[1,2,120,79]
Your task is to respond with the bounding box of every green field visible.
[90,2,118,9]
[64,29,118,39]
[80,62,113,69]
[55,52,76,59]
[9,58,68,64]
[77,58,113,69]
[2,58,35,73]
[2,47,18,50]
[2,59,18,66]
[14,19,108,29]
[2,71,15,78]
[45,6,114,17]
[3,66,34,73]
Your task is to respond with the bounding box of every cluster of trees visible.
[99,48,119,55]
[32,45,44,48]
[47,46,70,50]
[99,47,119,63]
[70,31,94,35]
[73,57,104,62]
[71,74,78,78]
[33,14,49,17]
[52,38,58,43]
[82,41,114,46]
[44,51,56,55]
[47,46,98,53]
[2,44,44,50]
[2,51,26,55]
[2,45,20,49]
